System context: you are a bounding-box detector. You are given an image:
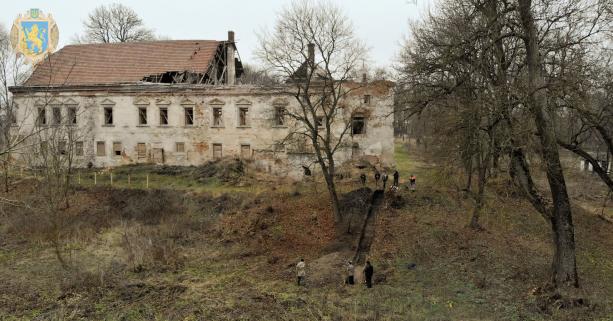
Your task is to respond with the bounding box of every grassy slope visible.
[0,143,611,320]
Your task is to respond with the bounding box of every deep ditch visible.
[353,189,385,265]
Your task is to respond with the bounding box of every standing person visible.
[344,261,355,285]
[382,171,388,190]
[393,170,399,187]
[364,261,374,288]
[296,258,306,286]
[409,174,417,191]
[374,170,381,188]
[360,173,367,186]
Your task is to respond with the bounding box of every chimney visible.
[362,73,367,84]
[226,31,236,85]
[307,43,315,74]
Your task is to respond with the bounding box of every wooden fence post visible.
[110,172,113,186]
[146,174,149,189]
[94,172,97,185]
[78,172,81,185]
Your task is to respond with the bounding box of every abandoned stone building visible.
[9,32,394,178]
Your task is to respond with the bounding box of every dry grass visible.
[0,142,611,320]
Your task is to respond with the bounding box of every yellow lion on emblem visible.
[22,24,45,54]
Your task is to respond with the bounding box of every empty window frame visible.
[37,108,46,126]
[138,107,148,125]
[364,95,371,104]
[238,107,249,127]
[213,143,222,159]
[274,106,286,126]
[96,141,106,156]
[52,107,61,125]
[184,107,194,126]
[67,107,77,125]
[75,141,84,156]
[241,144,251,159]
[9,109,17,124]
[316,116,324,128]
[176,142,185,153]
[58,140,67,155]
[104,107,113,125]
[159,107,169,125]
[352,115,366,135]
[213,107,223,126]
[113,142,122,156]
[137,143,146,159]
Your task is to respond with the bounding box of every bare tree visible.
[0,23,31,192]
[257,0,367,225]
[19,93,89,270]
[77,3,155,44]
[398,0,609,290]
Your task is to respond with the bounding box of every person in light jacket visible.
[296,258,306,286]
[344,260,355,285]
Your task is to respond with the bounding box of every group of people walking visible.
[293,168,420,289]
[296,258,374,288]
[360,169,416,191]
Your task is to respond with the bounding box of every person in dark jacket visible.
[360,173,367,186]
[364,261,374,288]
[374,171,381,188]
[393,170,399,187]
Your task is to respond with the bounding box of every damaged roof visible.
[24,40,222,86]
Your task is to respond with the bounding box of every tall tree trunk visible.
[2,154,8,193]
[3,165,8,193]
[318,156,342,225]
[469,155,486,229]
[325,175,342,224]
[465,157,473,192]
[518,0,579,289]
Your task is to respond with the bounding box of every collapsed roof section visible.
[24,32,243,87]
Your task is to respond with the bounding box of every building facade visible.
[9,32,394,178]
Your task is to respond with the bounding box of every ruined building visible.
[9,32,394,177]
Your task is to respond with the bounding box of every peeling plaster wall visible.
[13,84,394,178]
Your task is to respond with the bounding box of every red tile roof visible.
[25,40,221,86]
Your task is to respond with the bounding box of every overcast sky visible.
[0,0,432,69]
